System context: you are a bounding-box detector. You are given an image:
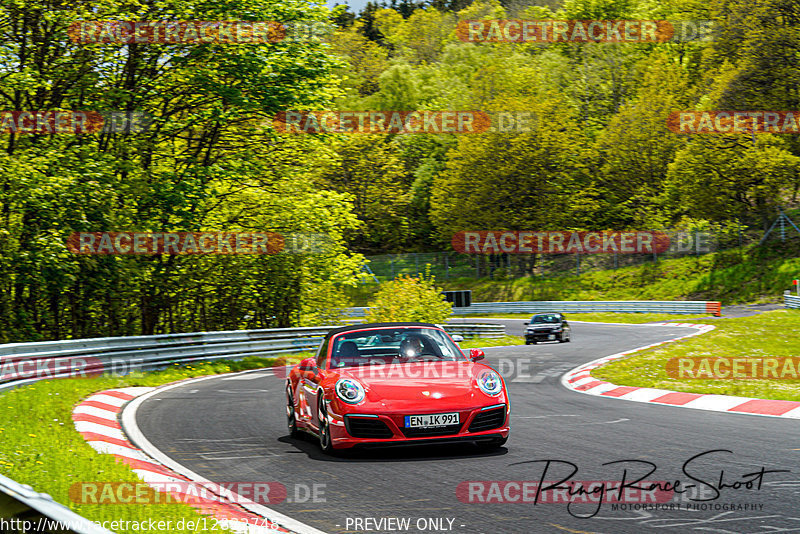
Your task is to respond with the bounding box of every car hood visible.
[336,361,502,412]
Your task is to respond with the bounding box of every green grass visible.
[592,310,800,400]
[457,335,524,348]
[456,312,703,324]
[0,354,309,534]
[441,241,800,305]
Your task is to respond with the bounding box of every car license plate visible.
[548,334,555,340]
[405,412,459,428]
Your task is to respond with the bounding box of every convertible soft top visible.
[324,322,440,338]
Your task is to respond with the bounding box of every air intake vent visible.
[469,406,506,432]
[345,417,393,438]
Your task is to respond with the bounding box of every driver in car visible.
[398,334,441,362]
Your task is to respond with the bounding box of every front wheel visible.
[318,397,335,454]
[286,386,300,439]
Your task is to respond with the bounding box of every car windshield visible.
[328,327,463,368]
[531,314,561,324]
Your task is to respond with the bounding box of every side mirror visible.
[298,357,316,371]
[469,348,485,362]
[451,334,464,342]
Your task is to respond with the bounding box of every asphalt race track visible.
[133,320,800,534]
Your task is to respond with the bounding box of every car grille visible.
[469,406,506,432]
[401,424,463,438]
[345,417,393,439]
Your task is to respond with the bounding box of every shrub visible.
[365,269,452,323]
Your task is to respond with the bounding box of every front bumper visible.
[329,404,510,449]
[525,330,561,341]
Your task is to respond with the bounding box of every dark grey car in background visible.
[524,313,571,344]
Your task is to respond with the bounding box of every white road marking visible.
[221,374,270,380]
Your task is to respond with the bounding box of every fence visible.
[361,229,766,282]
[437,323,505,338]
[787,294,800,309]
[0,472,114,533]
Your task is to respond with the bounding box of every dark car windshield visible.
[328,327,463,368]
[531,314,561,324]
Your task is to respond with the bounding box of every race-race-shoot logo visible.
[667,111,800,134]
[452,231,670,254]
[272,111,492,134]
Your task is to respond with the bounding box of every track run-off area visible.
[129,320,800,534]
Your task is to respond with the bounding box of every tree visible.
[365,271,452,323]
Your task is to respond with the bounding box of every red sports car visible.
[285,322,509,454]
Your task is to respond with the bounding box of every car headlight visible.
[477,370,503,396]
[335,379,365,404]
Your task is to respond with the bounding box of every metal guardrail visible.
[0,473,114,533]
[346,301,722,317]
[438,323,505,339]
[0,326,333,393]
[0,323,503,392]
[450,301,722,316]
[787,294,800,309]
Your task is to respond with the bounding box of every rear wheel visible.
[286,386,300,439]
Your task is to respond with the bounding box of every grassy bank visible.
[458,336,524,348]
[347,241,800,306]
[0,355,307,534]
[592,310,800,400]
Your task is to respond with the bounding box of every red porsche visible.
[285,322,509,454]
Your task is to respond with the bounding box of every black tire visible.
[564,330,571,342]
[524,339,531,345]
[286,385,300,439]
[318,396,335,454]
[529,340,537,345]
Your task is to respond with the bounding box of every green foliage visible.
[0,0,362,342]
[365,269,453,323]
[441,241,800,304]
